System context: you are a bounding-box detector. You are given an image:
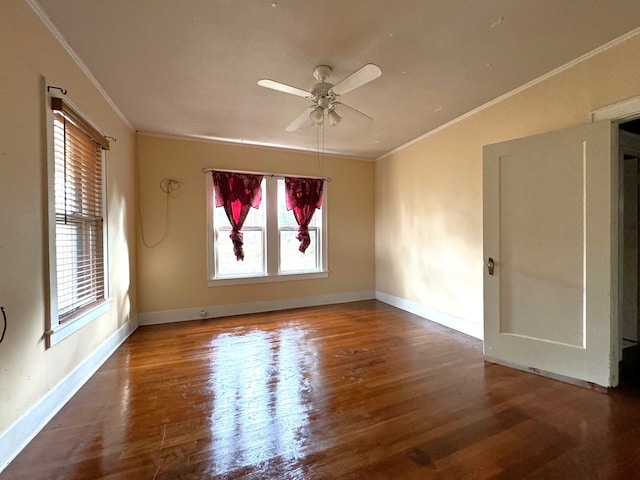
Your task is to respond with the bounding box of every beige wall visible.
[136,134,375,314]
[376,33,640,338]
[0,1,137,435]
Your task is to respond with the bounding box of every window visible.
[214,178,266,277]
[46,95,110,346]
[277,179,321,273]
[207,173,328,285]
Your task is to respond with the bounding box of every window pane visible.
[214,201,265,228]
[213,178,266,278]
[216,229,265,276]
[279,230,318,272]
[277,179,319,228]
[214,204,231,227]
[56,222,80,315]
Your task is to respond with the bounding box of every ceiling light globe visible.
[328,110,342,127]
[310,107,324,125]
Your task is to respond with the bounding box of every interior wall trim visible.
[0,318,137,474]
[377,25,640,162]
[592,95,640,122]
[136,131,375,161]
[375,291,483,340]
[138,291,376,325]
[25,0,134,131]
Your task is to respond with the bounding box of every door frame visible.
[594,96,640,371]
[619,131,640,349]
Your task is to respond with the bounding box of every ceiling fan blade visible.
[333,102,373,124]
[258,79,311,98]
[286,107,315,132]
[331,64,382,96]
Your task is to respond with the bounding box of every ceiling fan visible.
[258,64,382,132]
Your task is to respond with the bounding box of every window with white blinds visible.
[47,95,110,345]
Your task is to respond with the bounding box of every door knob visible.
[487,257,495,276]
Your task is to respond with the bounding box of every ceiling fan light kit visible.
[258,63,382,131]
[328,108,342,127]
[310,106,324,125]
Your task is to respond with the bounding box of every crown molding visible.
[377,26,640,161]
[26,0,134,131]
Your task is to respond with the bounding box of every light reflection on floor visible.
[208,325,318,472]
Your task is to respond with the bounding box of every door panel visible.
[499,144,584,346]
[483,121,617,387]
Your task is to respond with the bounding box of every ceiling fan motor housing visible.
[313,65,332,82]
[311,82,335,109]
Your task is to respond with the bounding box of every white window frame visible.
[213,178,267,279]
[45,90,110,347]
[206,174,328,286]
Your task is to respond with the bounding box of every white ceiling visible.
[32,0,640,159]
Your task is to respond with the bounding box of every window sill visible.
[46,299,111,347]
[208,271,328,287]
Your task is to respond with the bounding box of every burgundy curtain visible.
[284,177,324,253]
[212,171,263,261]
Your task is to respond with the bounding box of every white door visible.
[483,121,618,388]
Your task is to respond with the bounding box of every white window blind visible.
[51,98,107,321]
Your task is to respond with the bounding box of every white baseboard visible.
[138,290,376,325]
[375,291,484,340]
[0,318,137,473]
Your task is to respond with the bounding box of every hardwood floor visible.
[3,300,640,479]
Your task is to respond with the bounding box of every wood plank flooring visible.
[3,300,640,479]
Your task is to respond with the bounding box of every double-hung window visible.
[46,95,110,346]
[207,172,328,285]
[213,178,267,277]
[277,178,322,273]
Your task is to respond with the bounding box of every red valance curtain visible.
[284,177,325,253]
[212,171,263,260]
